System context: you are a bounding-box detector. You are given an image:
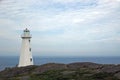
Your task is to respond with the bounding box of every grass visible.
[29,69,120,80]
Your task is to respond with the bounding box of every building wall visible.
[18,38,33,67]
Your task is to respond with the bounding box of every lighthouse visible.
[18,28,34,67]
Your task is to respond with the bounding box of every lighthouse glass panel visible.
[24,32,30,37]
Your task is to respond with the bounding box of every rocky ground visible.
[0,62,120,80]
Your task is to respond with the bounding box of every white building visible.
[18,28,34,67]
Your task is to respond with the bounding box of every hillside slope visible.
[0,62,120,80]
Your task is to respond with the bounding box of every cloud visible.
[0,0,120,56]
[0,18,19,39]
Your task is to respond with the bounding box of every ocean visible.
[0,56,120,71]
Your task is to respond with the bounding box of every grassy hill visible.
[0,62,120,80]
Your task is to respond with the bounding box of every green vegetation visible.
[0,63,120,80]
[29,69,119,80]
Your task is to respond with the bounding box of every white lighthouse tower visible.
[18,28,34,67]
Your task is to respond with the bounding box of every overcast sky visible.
[0,0,120,57]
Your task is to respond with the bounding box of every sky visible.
[0,0,120,57]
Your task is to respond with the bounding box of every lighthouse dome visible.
[24,28,29,32]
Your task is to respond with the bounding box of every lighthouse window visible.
[29,48,31,51]
[30,58,32,62]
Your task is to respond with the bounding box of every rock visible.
[67,62,102,69]
[115,72,120,79]
[61,71,76,75]
[0,65,37,78]
[33,63,67,74]
[19,76,30,80]
[101,64,120,73]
